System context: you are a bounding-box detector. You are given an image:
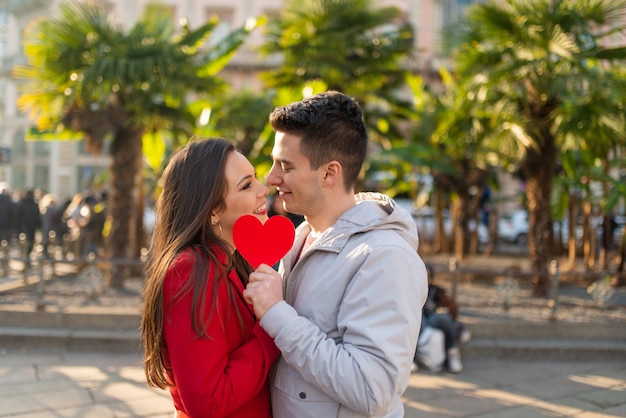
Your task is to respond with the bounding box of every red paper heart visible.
[233,215,296,269]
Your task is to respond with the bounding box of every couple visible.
[141,91,429,418]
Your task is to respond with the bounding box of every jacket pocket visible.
[274,361,335,402]
[273,361,342,417]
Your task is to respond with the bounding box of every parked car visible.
[462,219,490,245]
[499,209,625,249]
[499,210,574,245]
[395,199,434,239]
[598,214,625,248]
[613,222,624,247]
[395,199,489,244]
[497,209,528,244]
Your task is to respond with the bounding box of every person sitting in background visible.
[420,264,471,373]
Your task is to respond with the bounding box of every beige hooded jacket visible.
[260,192,428,418]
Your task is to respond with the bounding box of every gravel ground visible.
[453,277,626,324]
[0,261,145,311]
[1,256,625,325]
[428,253,626,324]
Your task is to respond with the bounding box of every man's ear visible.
[322,161,341,184]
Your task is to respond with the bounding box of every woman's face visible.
[214,151,269,249]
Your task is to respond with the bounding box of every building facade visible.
[0,0,478,199]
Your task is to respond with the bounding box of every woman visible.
[142,137,279,417]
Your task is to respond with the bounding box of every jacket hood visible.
[314,192,419,251]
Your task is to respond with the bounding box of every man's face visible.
[266,132,325,219]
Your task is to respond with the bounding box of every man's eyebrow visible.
[274,157,293,165]
[236,174,253,187]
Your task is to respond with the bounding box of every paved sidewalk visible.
[404,360,626,418]
[0,350,624,417]
[1,255,625,417]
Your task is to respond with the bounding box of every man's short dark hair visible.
[269,91,367,191]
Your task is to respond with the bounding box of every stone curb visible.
[1,305,625,361]
[0,304,140,330]
[0,326,142,352]
[462,337,626,361]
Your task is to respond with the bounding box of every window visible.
[34,165,49,189]
[12,129,26,157]
[205,7,234,47]
[12,166,26,189]
[77,165,108,191]
[33,140,50,157]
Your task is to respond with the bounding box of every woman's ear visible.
[211,213,219,226]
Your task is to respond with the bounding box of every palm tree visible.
[446,0,626,295]
[428,70,495,259]
[209,89,275,157]
[15,0,259,287]
[372,71,495,259]
[261,0,416,148]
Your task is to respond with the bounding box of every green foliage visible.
[13,0,260,278]
[261,0,415,146]
[247,82,331,178]
[449,0,626,159]
[445,0,626,271]
[16,0,260,141]
[262,0,412,91]
[210,89,276,156]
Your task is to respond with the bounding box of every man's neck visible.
[307,192,356,235]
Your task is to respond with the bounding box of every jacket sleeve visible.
[261,244,428,416]
[163,258,280,417]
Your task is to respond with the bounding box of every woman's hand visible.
[243,264,284,319]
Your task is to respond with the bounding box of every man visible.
[244,91,428,417]
[0,183,15,244]
[15,189,42,262]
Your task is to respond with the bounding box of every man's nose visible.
[266,165,280,186]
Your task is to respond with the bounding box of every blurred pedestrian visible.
[0,182,15,245]
[62,193,84,258]
[39,193,62,256]
[78,195,103,256]
[15,189,42,262]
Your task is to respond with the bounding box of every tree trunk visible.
[581,199,594,270]
[482,205,498,256]
[106,126,143,288]
[435,191,448,253]
[522,138,556,297]
[617,226,626,285]
[468,189,482,255]
[599,159,611,269]
[450,197,464,262]
[130,160,147,276]
[567,194,577,269]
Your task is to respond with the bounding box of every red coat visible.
[162,247,279,417]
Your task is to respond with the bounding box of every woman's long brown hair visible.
[141,137,252,389]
